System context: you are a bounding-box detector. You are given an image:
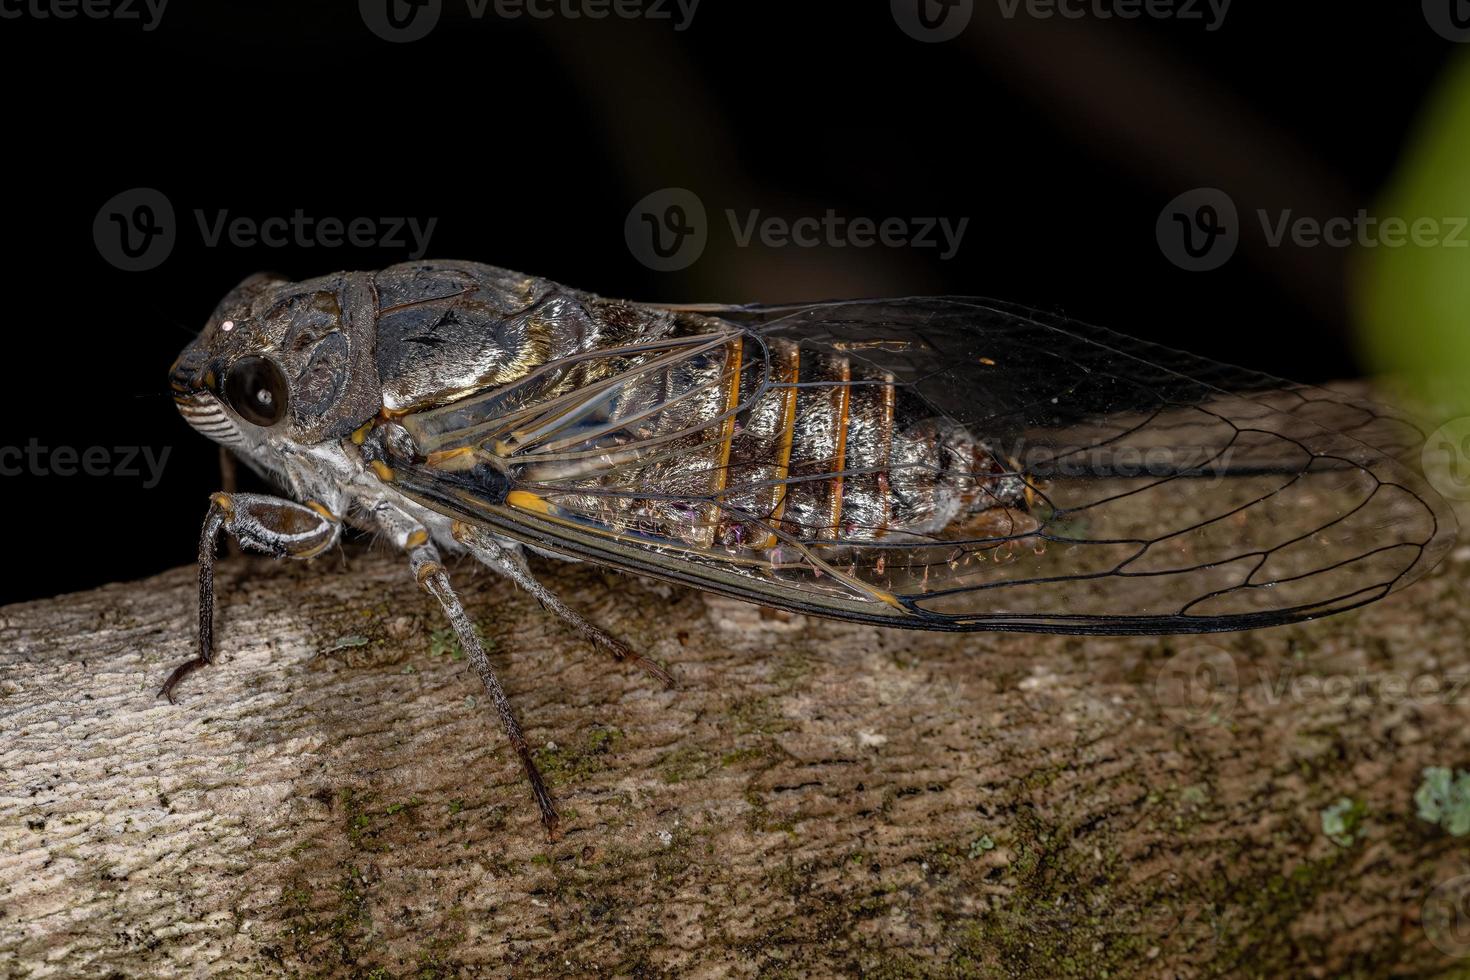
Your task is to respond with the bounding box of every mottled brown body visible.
[174,259,1454,637]
[163,260,1455,837]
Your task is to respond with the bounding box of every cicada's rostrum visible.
[165,260,1457,835]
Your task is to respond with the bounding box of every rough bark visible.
[2,530,1470,978]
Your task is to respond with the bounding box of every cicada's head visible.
[169,272,382,462]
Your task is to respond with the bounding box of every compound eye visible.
[222,355,289,427]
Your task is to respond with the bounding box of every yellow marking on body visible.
[299,537,337,560]
[1010,454,1037,511]
[350,421,374,445]
[465,480,908,614]
[425,446,478,470]
[405,528,429,549]
[762,345,801,549]
[369,460,395,481]
[828,357,852,536]
[306,501,340,523]
[506,490,553,515]
[209,492,235,513]
[203,371,216,390]
[978,357,997,366]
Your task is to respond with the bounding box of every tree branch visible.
[2,539,1468,976]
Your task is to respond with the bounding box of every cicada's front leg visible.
[371,505,560,837]
[158,492,340,702]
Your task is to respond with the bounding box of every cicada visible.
[166,260,1457,835]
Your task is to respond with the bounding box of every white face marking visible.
[221,320,236,332]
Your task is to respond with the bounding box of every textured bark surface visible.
[3,531,1470,978]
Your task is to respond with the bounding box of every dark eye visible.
[222,356,289,427]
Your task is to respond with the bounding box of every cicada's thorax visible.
[357,262,1028,557]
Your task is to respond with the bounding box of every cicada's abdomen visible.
[480,325,1032,555]
[714,339,1031,551]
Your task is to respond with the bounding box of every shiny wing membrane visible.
[385,297,1457,634]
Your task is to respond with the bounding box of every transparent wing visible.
[383,297,1457,634]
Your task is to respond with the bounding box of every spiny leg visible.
[159,492,340,702]
[371,505,560,836]
[450,520,673,687]
[411,543,560,836]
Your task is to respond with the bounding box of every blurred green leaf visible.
[1354,52,1470,419]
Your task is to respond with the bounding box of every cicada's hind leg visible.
[159,492,341,702]
[449,521,673,687]
[373,506,560,838]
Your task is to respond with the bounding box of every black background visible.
[0,0,1458,603]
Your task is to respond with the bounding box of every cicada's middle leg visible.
[449,521,673,688]
[159,492,340,702]
[372,504,561,838]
